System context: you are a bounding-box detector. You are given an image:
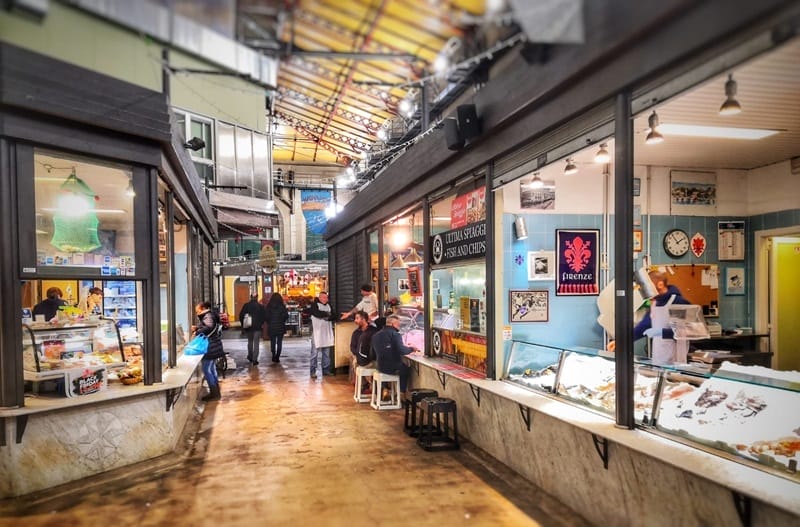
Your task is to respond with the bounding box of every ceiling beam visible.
[290,51,417,61]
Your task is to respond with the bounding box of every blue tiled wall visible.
[504,213,606,354]
[501,208,800,357]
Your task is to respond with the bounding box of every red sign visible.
[450,187,486,229]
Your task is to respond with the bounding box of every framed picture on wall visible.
[725,267,745,295]
[509,290,549,322]
[527,251,555,281]
[397,278,410,291]
[633,230,643,252]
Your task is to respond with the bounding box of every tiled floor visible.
[0,337,590,527]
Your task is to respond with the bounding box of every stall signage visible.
[431,221,486,265]
[407,266,422,296]
[71,367,105,396]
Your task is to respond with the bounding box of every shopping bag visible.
[243,313,252,329]
[184,334,209,356]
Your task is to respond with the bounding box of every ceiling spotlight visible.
[719,73,742,116]
[645,111,664,145]
[513,215,528,241]
[564,158,578,175]
[346,165,355,177]
[433,54,449,74]
[594,142,610,164]
[399,98,412,114]
[530,172,543,189]
[377,128,387,141]
[183,136,206,151]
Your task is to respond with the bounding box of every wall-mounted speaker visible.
[457,104,481,139]
[443,117,464,150]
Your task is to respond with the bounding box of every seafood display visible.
[657,362,800,475]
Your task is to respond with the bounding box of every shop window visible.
[34,150,135,272]
[428,186,487,373]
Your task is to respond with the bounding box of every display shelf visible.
[22,319,126,398]
[504,339,800,479]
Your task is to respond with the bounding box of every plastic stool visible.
[404,389,439,436]
[370,371,402,410]
[416,397,460,451]
[353,366,375,403]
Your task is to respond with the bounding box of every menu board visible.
[718,221,745,261]
[407,266,422,296]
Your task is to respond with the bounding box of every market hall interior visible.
[0,337,590,527]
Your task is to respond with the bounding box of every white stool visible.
[370,371,402,410]
[353,366,375,403]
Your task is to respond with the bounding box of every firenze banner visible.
[556,229,600,296]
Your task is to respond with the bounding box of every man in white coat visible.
[308,291,335,378]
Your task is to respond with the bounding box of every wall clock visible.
[663,228,689,258]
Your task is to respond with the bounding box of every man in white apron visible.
[309,292,335,378]
[634,271,691,364]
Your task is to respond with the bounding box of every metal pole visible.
[614,91,634,429]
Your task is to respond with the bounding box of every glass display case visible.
[655,362,800,477]
[505,341,800,477]
[22,318,126,397]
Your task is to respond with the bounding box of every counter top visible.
[0,354,203,417]
[406,354,800,517]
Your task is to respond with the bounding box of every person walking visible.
[264,293,289,363]
[239,293,266,365]
[308,291,335,378]
[193,301,225,401]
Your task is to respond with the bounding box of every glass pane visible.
[34,150,136,271]
[190,119,213,160]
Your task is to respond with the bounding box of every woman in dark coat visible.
[264,293,289,362]
[194,301,225,401]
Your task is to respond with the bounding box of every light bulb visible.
[719,74,742,116]
[564,158,578,175]
[645,111,664,145]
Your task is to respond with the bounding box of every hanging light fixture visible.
[594,143,610,164]
[645,111,664,144]
[719,73,742,116]
[125,177,136,197]
[405,247,423,264]
[530,172,544,189]
[513,215,528,241]
[390,253,406,268]
[564,158,578,175]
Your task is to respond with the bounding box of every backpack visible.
[242,313,252,329]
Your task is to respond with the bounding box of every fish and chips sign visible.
[431,221,487,265]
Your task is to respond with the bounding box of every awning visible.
[216,207,277,229]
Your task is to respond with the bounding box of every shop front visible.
[0,44,217,497]
[326,2,800,525]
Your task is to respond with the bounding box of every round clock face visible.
[663,229,690,258]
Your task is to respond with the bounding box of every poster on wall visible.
[725,266,745,295]
[301,189,332,260]
[450,187,486,229]
[670,170,717,216]
[520,179,556,210]
[527,251,555,280]
[718,220,745,260]
[556,229,600,295]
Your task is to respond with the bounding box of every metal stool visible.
[416,397,459,451]
[404,389,438,436]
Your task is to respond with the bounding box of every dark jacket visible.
[371,325,413,374]
[195,309,225,360]
[32,297,67,321]
[265,302,289,337]
[239,300,266,332]
[350,324,378,366]
[633,285,691,340]
[307,299,335,321]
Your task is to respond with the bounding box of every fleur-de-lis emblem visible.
[514,254,524,266]
[564,236,592,272]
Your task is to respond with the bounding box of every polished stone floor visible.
[0,337,589,527]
